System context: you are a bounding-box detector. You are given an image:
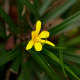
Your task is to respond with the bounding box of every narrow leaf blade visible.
[10,53,22,74]
[28,49,60,80]
[19,0,40,20]
[0,7,17,33]
[42,0,78,22]
[59,34,67,77]
[0,45,20,66]
[39,0,53,15]
[42,48,80,80]
[48,11,80,36]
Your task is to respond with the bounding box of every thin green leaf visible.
[28,49,60,80]
[42,48,80,80]
[64,62,80,76]
[64,64,79,80]
[17,0,23,28]
[10,53,22,74]
[42,0,78,22]
[0,50,7,58]
[19,0,41,20]
[33,0,39,9]
[39,0,53,15]
[64,35,80,46]
[21,62,34,80]
[0,45,20,66]
[0,7,17,34]
[59,34,67,77]
[46,56,80,79]
[17,0,27,33]
[17,73,24,80]
[63,51,80,64]
[21,51,35,80]
[45,47,80,64]
[48,11,80,37]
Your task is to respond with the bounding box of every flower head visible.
[26,20,55,51]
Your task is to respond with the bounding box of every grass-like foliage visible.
[0,0,80,80]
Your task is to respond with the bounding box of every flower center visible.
[33,37,41,43]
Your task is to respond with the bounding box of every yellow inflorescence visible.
[26,20,55,51]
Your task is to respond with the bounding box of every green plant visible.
[0,0,80,80]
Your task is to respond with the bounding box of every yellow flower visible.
[26,20,55,51]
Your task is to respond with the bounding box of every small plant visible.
[26,20,55,51]
[0,0,80,80]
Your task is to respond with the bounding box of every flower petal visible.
[26,40,34,50]
[35,20,41,36]
[34,42,42,51]
[39,31,50,38]
[41,40,55,47]
[31,31,35,40]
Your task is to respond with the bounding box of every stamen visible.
[39,39,40,41]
